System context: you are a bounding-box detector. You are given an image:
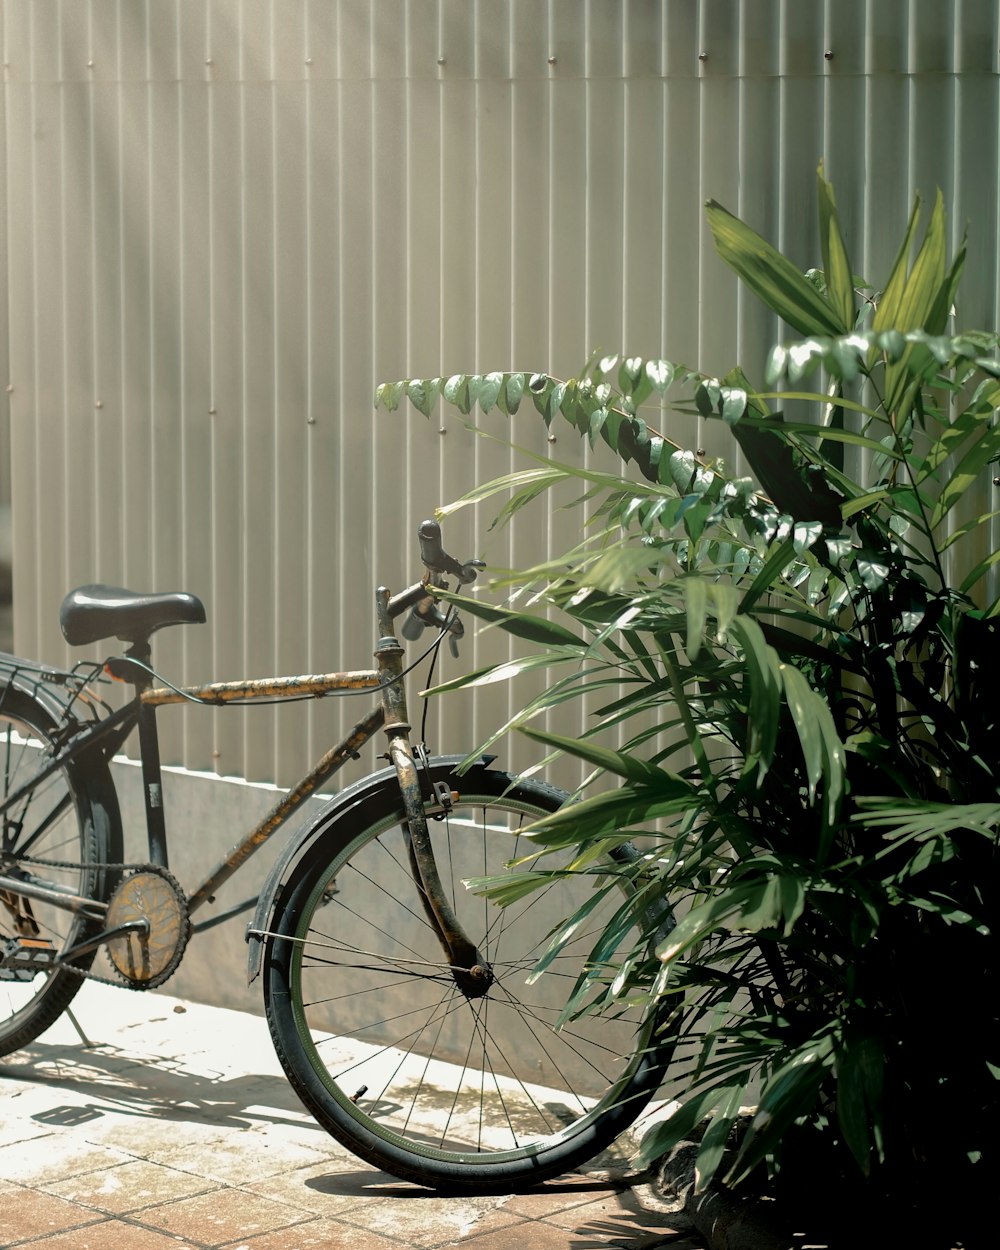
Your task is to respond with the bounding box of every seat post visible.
[128,638,169,869]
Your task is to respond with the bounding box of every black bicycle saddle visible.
[59,585,206,647]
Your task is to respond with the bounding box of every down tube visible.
[185,706,385,916]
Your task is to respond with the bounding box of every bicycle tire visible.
[0,682,122,1056]
[263,761,669,1192]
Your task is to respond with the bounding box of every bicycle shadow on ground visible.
[306,1169,622,1199]
[2,1037,313,1133]
[305,1173,699,1247]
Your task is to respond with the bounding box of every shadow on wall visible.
[0,503,11,651]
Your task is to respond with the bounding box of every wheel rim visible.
[285,793,657,1165]
[0,708,93,1038]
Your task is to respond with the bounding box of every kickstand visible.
[64,1005,94,1048]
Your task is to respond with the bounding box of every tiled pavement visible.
[0,983,703,1249]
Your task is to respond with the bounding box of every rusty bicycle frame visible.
[0,547,488,981]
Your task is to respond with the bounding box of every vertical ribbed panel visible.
[4,0,999,784]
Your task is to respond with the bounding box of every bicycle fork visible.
[374,590,494,999]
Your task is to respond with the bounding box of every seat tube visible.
[136,697,169,868]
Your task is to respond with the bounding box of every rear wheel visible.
[0,683,121,1056]
[264,764,668,1192]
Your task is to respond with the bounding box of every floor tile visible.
[154,1126,330,1184]
[0,1134,136,1183]
[501,1175,628,1218]
[245,1160,376,1216]
[138,1186,313,1244]
[336,1194,522,1248]
[539,1189,694,1245]
[219,1220,412,1250]
[0,1111,59,1148]
[0,1187,98,1245]
[42,1158,218,1214]
[17,1219,203,1250]
[463,1220,600,1249]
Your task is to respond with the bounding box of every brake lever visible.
[402,598,465,649]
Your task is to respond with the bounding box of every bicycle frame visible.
[1,580,485,975]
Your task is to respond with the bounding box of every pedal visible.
[0,935,57,981]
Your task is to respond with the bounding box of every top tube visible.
[140,670,383,708]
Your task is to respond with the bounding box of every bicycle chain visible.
[4,854,190,991]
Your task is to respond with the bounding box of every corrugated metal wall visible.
[4,0,999,786]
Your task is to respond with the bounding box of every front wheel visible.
[263,763,669,1192]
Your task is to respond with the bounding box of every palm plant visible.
[376,169,1000,1236]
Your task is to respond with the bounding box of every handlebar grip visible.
[416,519,481,584]
[417,519,449,572]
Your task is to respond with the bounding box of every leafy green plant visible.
[377,168,1000,1237]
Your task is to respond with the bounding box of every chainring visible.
[105,865,190,989]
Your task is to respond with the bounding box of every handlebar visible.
[391,520,483,654]
[417,519,482,585]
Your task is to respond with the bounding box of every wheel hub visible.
[452,961,495,998]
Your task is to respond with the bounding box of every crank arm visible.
[61,918,150,963]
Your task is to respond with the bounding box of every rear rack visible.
[0,653,114,725]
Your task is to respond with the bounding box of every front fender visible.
[245,753,487,982]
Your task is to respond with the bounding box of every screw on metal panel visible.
[95,400,103,409]
[698,51,708,62]
[547,433,557,443]
[87,60,94,69]
[5,384,12,393]
[437,56,446,65]
[209,407,217,415]
[994,476,1000,486]
[824,49,835,61]
[307,416,316,424]
[205,58,213,66]
[305,57,313,65]
[547,56,557,65]
[438,425,446,434]
[696,448,706,457]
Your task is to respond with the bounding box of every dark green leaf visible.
[707,199,845,337]
[443,373,473,413]
[406,377,441,417]
[521,725,689,788]
[376,379,405,412]
[436,594,585,647]
[477,371,504,414]
[855,555,890,592]
[817,164,856,332]
[647,358,675,393]
[502,372,526,415]
[669,449,697,492]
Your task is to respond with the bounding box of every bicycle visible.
[0,520,669,1193]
